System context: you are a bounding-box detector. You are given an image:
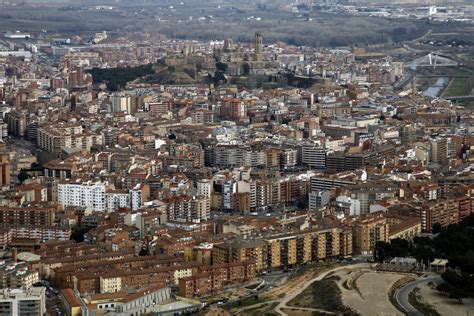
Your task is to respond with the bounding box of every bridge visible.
[416,74,469,78]
[444,95,474,102]
[406,53,458,70]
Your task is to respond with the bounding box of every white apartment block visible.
[105,190,131,212]
[130,187,143,212]
[196,179,212,198]
[0,287,46,316]
[58,180,106,212]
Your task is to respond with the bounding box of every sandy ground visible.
[417,281,474,316]
[332,268,404,316]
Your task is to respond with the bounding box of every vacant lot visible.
[288,276,358,315]
[416,281,474,316]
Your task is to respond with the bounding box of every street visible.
[395,275,443,316]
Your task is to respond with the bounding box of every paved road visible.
[395,275,442,316]
[274,263,371,316]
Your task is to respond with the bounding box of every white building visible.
[0,287,46,316]
[58,180,106,212]
[130,185,144,212]
[335,196,361,216]
[222,180,237,210]
[112,94,132,113]
[308,190,330,211]
[0,121,7,141]
[106,190,131,212]
[196,179,212,198]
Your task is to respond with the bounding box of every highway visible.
[395,275,442,316]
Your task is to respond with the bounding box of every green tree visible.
[17,169,29,184]
[432,223,442,234]
[70,227,92,243]
[215,62,228,73]
[242,62,251,75]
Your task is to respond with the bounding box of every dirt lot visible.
[329,267,405,316]
[417,281,474,316]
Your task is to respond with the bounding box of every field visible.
[443,77,473,97]
[0,0,434,47]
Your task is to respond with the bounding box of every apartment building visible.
[0,154,10,189]
[0,287,46,316]
[0,229,12,250]
[178,262,256,298]
[37,124,103,156]
[105,189,131,212]
[130,184,150,212]
[206,145,266,168]
[352,213,389,255]
[58,180,107,212]
[0,260,40,289]
[196,179,212,198]
[421,197,461,232]
[212,239,267,271]
[301,145,327,169]
[0,207,56,226]
[265,228,353,269]
[163,195,210,222]
[76,263,201,294]
[4,111,26,137]
[8,225,71,241]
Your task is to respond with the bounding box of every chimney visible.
[11,248,17,263]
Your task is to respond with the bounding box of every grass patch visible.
[237,302,279,316]
[408,288,441,316]
[443,78,472,97]
[288,277,358,315]
[228,295,268,309]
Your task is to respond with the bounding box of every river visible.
[423,77,449,98]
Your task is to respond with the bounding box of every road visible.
[274,263,371,316]
[395,275,442,316]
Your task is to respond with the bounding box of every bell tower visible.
[254,32,263,62]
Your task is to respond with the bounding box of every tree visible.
[432,223,442,234]
[17,169,29,184]
[242,62,251,75]
[412,245,435,265]
[438,269,472,303]
[215,62,228,73]
[374,241,390,262]
[70,227,92,242]
[138,247,150,256]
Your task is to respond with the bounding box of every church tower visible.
[254,32,263,62]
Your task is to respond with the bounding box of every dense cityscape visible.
[0,0,473,315]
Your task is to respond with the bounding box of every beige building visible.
[265,227,353,269]
[352,213,389,255]
[100,276,122,293]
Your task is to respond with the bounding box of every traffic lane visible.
[395,275,442,315]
